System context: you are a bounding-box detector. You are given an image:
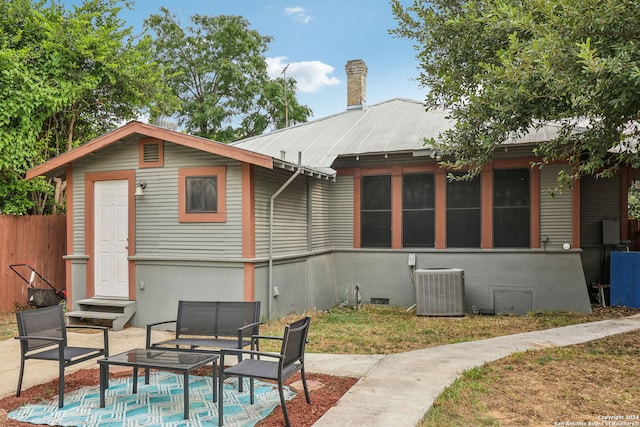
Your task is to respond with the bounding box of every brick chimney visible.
[345,59,368,110]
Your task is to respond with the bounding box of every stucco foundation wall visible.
[67,257,89,309]
[306,253,340,310]
[252,253,338,320]
[107,249,590,327]
[329,250,591,314]
[131,261,246,327]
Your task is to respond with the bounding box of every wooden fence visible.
[0,215,66,312]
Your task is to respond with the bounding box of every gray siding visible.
[330,176,354,248]
[310,179,331,251]
[579,174,622,286]
[72,141,140,254]
[580,175,620,246]
[254,167,309,257]
[71,139,244,258]
[136,143,243,257]
[539,165,573,250]
[72,170,86,254]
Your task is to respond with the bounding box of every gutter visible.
[268,152,302,319]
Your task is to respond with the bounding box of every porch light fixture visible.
[135,182,147,197]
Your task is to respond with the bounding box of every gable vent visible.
[139,138,164,168]
[143,143,160,163]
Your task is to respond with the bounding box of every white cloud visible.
[267,57,341,93]
[283,6,312,24]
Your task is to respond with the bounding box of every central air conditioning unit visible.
[415,268,465,316]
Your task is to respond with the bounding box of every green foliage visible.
[145,9,311,142]
[0,0,169,214]
[629,186,640,219]
[0,173,53,214]
[391,0,640,185]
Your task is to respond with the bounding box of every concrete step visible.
[66,298,136,331]
[66,310,124,320]
[77,298,136,308]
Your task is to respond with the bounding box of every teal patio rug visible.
[8,371,295,426]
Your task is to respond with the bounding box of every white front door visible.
[94,180,129,298]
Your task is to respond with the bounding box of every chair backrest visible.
[176,301,261,337]
[16,305,67,353]
[176,301,219,336]
[281,316,311,367]
[216,301,261,336]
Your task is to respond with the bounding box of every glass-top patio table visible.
[98,349,218,420]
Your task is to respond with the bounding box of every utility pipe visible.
[268,152,302,319]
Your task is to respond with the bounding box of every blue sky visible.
[68,0,427,120]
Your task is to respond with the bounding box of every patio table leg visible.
[99,364,108,408]
[183,371,190,419]
[218,361,224,427]
[212,360,217,403]
[133,367,138,394]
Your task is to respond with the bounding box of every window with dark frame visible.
[493,168,530,248]
[186,176,218,213]
[361,175,392,247]
[446,174,481,248]
[403,173,435,247]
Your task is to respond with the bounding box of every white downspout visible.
[268,152,302,319]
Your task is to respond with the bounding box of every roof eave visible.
[26,121,274,179]
[271,159,335,181]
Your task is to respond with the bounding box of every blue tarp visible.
[610,251,640,308]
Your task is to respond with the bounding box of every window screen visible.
[493,169,529,247]
[186,176,218,213]
[447,174,481,247]
[403,173,434,247]
[361,175,391,247]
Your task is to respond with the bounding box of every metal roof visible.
[232,98,454,173]
[232,97,574,175]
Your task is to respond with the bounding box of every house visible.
[27,59,630,327]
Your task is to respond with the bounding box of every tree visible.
[629,187,640,219]
[145,8,311,142]
[0,0,169,214]
[391,0,640,186]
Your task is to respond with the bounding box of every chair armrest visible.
[147,320,177,328]
[237,321,262,333]
[251,334,283,341]
[219,347,283,366]
[223,348,283,358]
[236,321,263,348]
[250,334,283,351]
[66,325,109,356]
[15,335,64,342]
[146,320,177,348]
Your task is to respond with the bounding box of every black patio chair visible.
[218,316,311,427]
[15,305,109,408]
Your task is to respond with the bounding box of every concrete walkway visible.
[1,315,640,426]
